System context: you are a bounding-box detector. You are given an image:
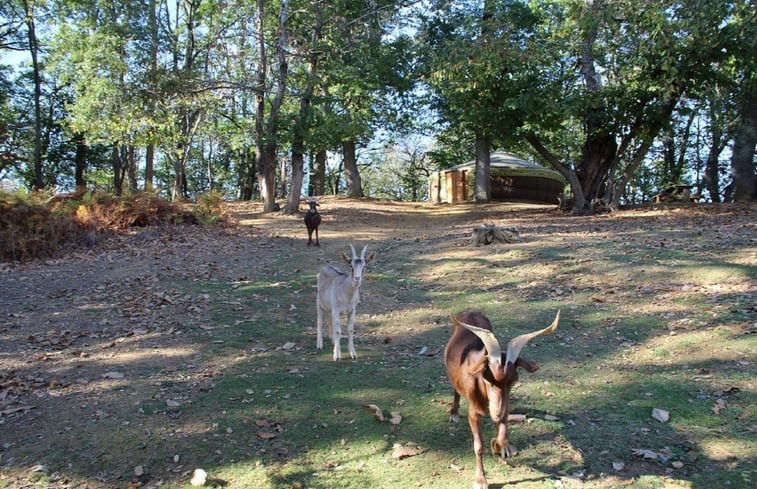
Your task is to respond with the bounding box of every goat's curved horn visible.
[505,311,560,367]
[450,313,502,366]
[349,244,357,258]
[360,245,367,259]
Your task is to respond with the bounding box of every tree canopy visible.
[0,0,754,212]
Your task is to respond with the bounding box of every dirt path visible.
[0,198,754,488]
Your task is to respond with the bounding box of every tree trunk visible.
[74,133,87,190]
[312,149,326,196]
[238,147,256,200]
[255,0,289,212]
[145,144,155,191]
[23,0,44,190]
[703,125,724,202]
[285,4,322,213]
[730,88,757,202]
[474,132,491,202]
[524,132,586,213]
[343,140,363,197]
[610,138,654,209]
[112,144,123,196]
[145,0,158,192]
[257,143,277,209]
[126,145,138,192]
[171,151,185,201]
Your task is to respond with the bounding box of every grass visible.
[0,201,754,489]
[148,241,754,488]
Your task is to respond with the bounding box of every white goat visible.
[316,245,375,361]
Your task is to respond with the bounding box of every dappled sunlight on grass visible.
[1,201,754,489]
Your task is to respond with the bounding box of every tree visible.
[283,0,323,213]
[420,0,539,202]
[253,0,289,212]
[21,0,44,189]
[422,0,744,213]
[725,2,757,202]
[730,81,756,201]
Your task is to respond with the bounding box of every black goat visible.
[304,199,321,246]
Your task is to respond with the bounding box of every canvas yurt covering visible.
[428,152,567,204]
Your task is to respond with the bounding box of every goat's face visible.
[307,200,319,214]
[342,245,375,286]
[451,312,560,423]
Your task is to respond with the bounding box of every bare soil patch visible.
[0,197,754,489]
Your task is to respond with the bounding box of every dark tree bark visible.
[312,149,326,196]
[473,132,491,202]
[255,0,289,212]
[112,144,124,196]
[730,88,757,202]
[144,0,158,192]
[343,140,363,197]
[703,125,725,203]
[286,4,322,213]
[74,133,87,189]
[23,0,44,190]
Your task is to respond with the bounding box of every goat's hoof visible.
[491,439,517,458]
[473,480,489,489]
[502,444,517,458]
[449,414,460,423]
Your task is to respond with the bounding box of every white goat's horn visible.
[350,244,357,258]
[505,311,560,367]
[361,245,367,259]
[450,314,502,366]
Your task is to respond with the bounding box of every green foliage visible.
[193,189,231,226]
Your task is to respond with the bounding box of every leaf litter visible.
[0,200,754,488]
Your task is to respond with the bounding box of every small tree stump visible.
[472,224,521,246]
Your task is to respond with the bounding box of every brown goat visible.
[444,311,559,489]
[304,199,321,246]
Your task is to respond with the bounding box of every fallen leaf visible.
[389,411,402,425]
[101,371,124,379]
[364,404,386,422]
[712,398,726,415]
[544,414,560,421]
[166,399,180,407]
[652,408,669,423]
[391,443,425,460]
[282,342,296,351]
[134,465,144,476]
[613,461,625,471]
[508,414,526,423]
[671,461,684,468]
[1,405,35,416]
[257,432,276,439]
[190,468,207,486]
[632,448,659,460]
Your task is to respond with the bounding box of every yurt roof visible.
[450,152,566,183]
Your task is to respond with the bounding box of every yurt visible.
[428,152,567,204]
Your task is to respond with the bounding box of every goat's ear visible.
[468,355,488,375]
[365,251,376,264]
[515,357,539,373]
[342,252,351,264]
